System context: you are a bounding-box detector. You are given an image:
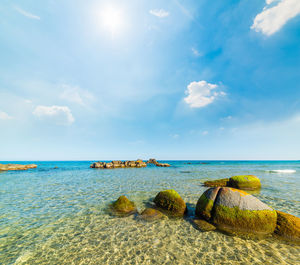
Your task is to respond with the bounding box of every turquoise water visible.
[0,161,299,264]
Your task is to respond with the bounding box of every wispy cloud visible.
[59,84,93,107]
[184,81,226,108]
[14,6,40,20]
[33,105,74,125]
[0,111,13,120]
[149,9,169,18]
[251,0,300,36]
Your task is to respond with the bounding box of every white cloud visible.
[149,9,169,18]
[184,81,225,108]
[191,48,202,57]
[202,131,209,135]
[0,111,12,120]
[14,6,40,20]
[251,0,300,36]
[59,84,93,106]
[33,105,74,125]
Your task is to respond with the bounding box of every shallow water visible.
[0,161,299,264]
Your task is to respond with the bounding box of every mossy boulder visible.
[274,211,300,243]
[140,208,166,221]
[153,189,186,217]
[195,187,220,220]
[193,219,216,232]
[111,196,137,216]
[228,175,261,190]
[204,178,229,187]
[196,187,277,237]
[204,175,261,190]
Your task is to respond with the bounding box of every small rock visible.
[193,219,216,232]
[140,208,166,221]
[111,196,137,216]
[154,189,186,217]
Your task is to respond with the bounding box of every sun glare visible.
[100,6,124,37]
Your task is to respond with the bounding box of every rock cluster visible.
[147,158,170,167]
[204,175,261,190]
[0,164,37,171]
[109,187,300,243]
[90,160,147,169]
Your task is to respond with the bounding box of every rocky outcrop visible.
[274,210,300,243]
[90,160,147,169]
[204,175,261,190]
[154,189,186,217]
[147,159,170,167]
[111,196,137,216]
[196,187,277,237]
[0,164,37,171]
[139,208,166,221]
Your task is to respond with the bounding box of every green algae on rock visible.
[203,178,229,188]
[275,210,300,243]
[195,187,277,237]
[204,175,261,191]
[111,196,137,216]
[139,208,166,221]
[195,187,220,220]
[193,219,216,232]
[153,189,186,217]
[228,175,261,190]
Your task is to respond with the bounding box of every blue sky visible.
[0,0,300,160]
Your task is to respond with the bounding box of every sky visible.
[0,0,300,160]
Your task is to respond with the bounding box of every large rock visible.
[111,196,137,216]
[0,164,37,171]
[204,175,261,190]
[228,175,261,190]
[275,211,300,243]
[153,189,186,217]
[195,187,220,220]
[140,208,165,221]
[196,187,277,236]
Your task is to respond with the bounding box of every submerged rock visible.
[140,208,166,221]
[275,211,300,243]
[193,219,216,232]
[196,187,277,237]
[153,189,186,217]
[0,164,37,171]
[204,178,229,188]
[156,163,170,167]
[111,196,137,216]
[204,175,261,191]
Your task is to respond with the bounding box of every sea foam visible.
[266,169,296,173]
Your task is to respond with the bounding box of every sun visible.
[100,6,124,37]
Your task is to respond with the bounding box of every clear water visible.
[0,161,299,265]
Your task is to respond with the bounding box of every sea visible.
[0,160,299,264]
